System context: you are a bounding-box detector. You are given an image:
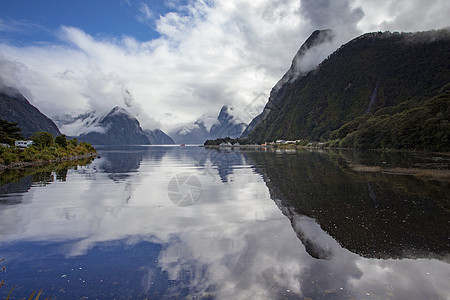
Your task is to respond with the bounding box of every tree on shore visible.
[31,132,54,147]
[55,134,67,148]
[0,119,23,145]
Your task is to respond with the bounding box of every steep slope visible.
[171,118,210,144]
[209,106,247,138]
[54,111,102,137]
[0,86,61,138]
[172,105,247,144]
[77,106,150,145]
[144,129,175,145]
[333,84,450,151]
[245,29,450,145]
[242,29,334,137]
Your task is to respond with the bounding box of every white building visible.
[15,140,34,148]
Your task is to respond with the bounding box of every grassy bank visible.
[0,136,96,170]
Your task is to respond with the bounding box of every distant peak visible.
[109,106,129,115]
[219,105,230,114]
[217,105,234,123]
[100,106,135,123]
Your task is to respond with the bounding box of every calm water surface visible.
[0,146,449,299]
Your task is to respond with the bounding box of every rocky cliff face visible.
[0,86,61,138]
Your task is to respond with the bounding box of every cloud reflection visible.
[0,147,448,299]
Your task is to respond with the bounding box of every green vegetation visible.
[246,29,450,151]
[0,120,23,145]
[0,129,96,166]
[332,88,449,151]
[204,137,249,146]
[31,131,54,147]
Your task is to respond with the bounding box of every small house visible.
[15,140,34,148]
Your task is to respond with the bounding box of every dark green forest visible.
[332,84,449,151]
[246,29,450,151]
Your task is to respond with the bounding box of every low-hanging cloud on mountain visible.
[0,0,448,132]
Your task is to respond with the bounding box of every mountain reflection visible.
[0,147,448,299]
[246,149,449,259]
[96,145,171,181]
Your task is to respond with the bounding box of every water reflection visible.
[247,149,449,259]
[0,147,448,299]
[0,159,94,206]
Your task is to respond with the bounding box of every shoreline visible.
[0,152,98,171]
[203,144,450,156]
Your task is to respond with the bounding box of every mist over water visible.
[0,146,448,299]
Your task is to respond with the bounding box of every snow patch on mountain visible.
[55,112,105,136]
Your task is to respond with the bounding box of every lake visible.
[0,146,449,299]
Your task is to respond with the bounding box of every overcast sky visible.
[0,0,449,132]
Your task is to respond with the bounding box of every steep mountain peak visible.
[241,29,334,137]
[76,106,149,145]
[55,105,175,145]
[219,105,229,114]
[302,29,334,48]
[105,106,133,118]
[274,29,334,91]
[171,105,248,144]
[217,105,233,123]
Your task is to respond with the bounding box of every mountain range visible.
[55,107,174,145]
[1,28,449,150]
[170,105,247,144]
[244,28,450,151]
[0,86,174,145]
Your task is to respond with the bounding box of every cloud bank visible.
[0,0,449,132]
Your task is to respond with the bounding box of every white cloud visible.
[353,0,450,32]
[136,3,154,24]
[0,0,449,132]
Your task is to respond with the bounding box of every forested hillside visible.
[246,29,450,151]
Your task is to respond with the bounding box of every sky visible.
[0,0,449,132]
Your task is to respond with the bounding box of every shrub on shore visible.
[0,133,96,166]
